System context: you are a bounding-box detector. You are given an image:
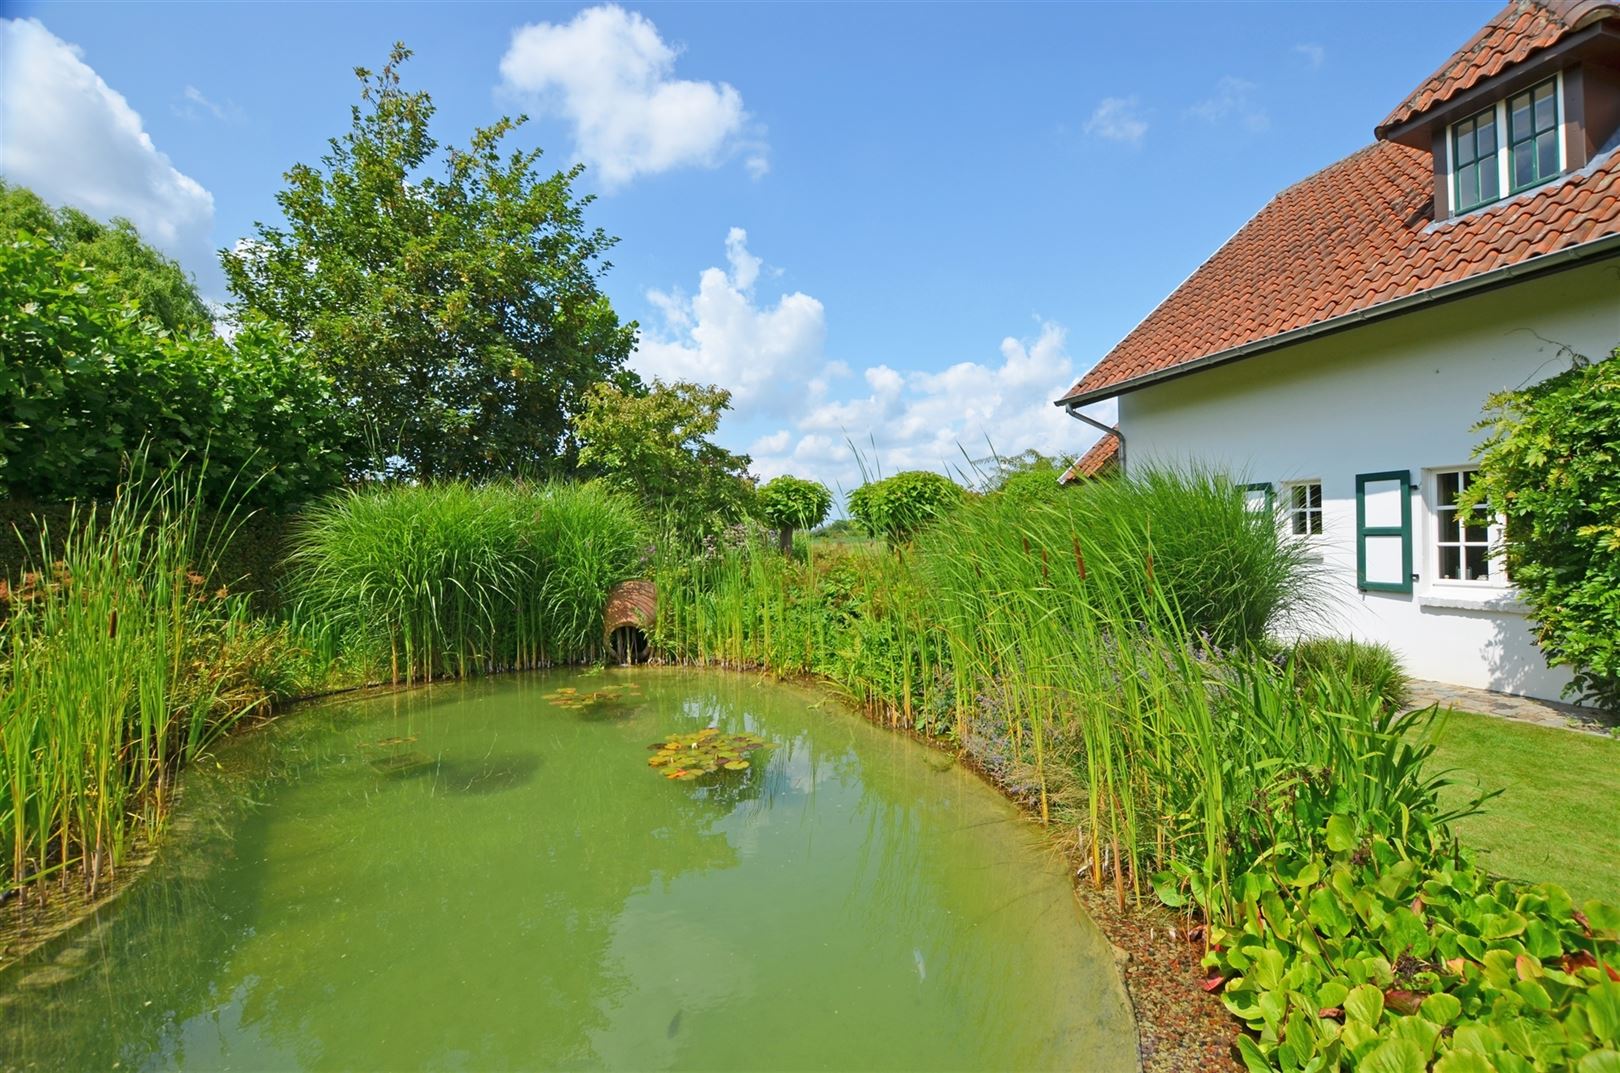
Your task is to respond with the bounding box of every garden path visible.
[1406,680,1618,737]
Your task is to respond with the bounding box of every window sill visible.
[1417,590,1528,614]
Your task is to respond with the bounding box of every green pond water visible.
[0,670,1136,1072]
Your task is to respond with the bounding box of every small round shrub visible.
[847,470,964,543]
[755,475,832,550]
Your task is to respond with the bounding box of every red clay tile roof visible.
[1377,0,1612,135]
[1058,141,1620,405]
[1059,432,1119,482]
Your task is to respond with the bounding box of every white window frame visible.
[1426,466,1508,588]
[1445,71,1565,214]
[1281,479,1324,539]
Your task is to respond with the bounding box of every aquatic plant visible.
[0,462,289,901]
[646,727,771,780]
[289,480,651,683]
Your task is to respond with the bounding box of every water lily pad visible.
[646,728,771,781]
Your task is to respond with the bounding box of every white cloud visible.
[637,231,1102,499]
[1293,43,1326,69]
[633,227,829,414]
[1188,76,1270,133]
[0,18,215,265]
[1084,96,1147,145]
[499,5,763,187]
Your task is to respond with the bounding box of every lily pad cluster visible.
[545,682,640,711]
[646,727,770,780]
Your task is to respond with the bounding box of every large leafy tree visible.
[1468,345,1620,711]
[574,380,754,537]
[0,181,212,334]
[223,44,637,482]
[1,233,352,509]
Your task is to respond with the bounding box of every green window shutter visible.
[1243,481,1275,514]
[1356,470,1413,593]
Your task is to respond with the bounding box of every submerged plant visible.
[544,682,641,711]
[646,727,770,780]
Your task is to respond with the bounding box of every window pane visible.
[1309,511,1323,536]
[1438,471,1460,507]
[1511,96,1532,134]
[1291,485,1308,510]
[1535,84,1556,130]
[1439,545,1462,581]
[1292,512,1307,536]
[1308,483,1322,509]
[1458,163,1477,206]
[1538,130,1558,178]
[1438,509,1460,544]
[1478,115,1496,153]
[1515,145,1535,188]
[1481,160,1500,201]
[1454,124,1475,167]
[1466,546,1490,581]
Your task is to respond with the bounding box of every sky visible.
[0,1,1501,498]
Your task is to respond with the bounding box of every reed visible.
[0,465,277,901]
[288,480,651,682]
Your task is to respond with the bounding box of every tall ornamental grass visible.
[290,481,651,682]
[0,468,279,901]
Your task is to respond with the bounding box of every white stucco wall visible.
[1115,257,1620,701]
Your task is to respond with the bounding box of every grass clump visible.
[1290,635,1411,711]
[290,481,650,682]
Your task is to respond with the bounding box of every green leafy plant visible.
[646,727,771,780]
[1208,819,1620,1073]
[846,470,964,544]
[755,475,833,552]
[0,233,353,509]
[1466,346,1620,711]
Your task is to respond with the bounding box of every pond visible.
[0,670,1136,1072]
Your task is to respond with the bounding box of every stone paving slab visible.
[1406,679,1619,737]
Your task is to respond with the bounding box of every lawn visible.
[1429,708,1620,905]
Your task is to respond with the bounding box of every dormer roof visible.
[1377,0,1616,136]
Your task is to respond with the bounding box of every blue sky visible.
[2,1,1498,494]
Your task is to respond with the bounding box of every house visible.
[1054,0,1620,702]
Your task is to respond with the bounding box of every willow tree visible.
[224,44,637,481]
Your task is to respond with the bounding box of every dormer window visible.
[1448,75,1564,213]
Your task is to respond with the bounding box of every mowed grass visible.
[1429,709,1620,904]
